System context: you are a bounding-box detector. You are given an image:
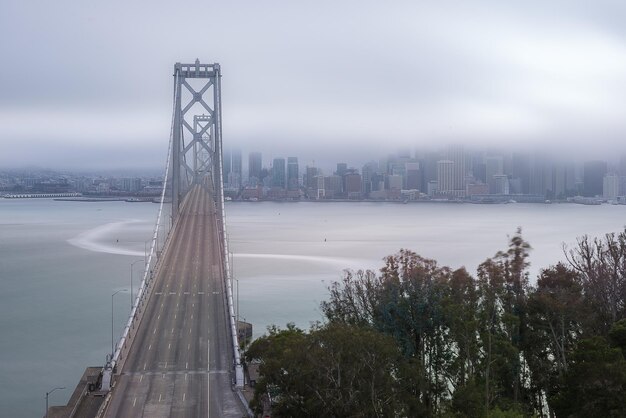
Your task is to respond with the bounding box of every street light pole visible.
[45,387,65,418]
[130,259,145,311]
[111,289,127,357]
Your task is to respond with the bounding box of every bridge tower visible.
[171,59,223,219]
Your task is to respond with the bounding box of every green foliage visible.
[609,318,626,358]
[246,322,410,417]
[551,336,626,417]
[249,228,626,417]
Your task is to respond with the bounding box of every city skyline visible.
[2,1,626,169]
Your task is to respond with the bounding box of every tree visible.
[245,322,409,417]
[551,336,626,417]
[476,229,533,414]
[565,230,626,336]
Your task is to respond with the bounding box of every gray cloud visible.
[1,0,626,169]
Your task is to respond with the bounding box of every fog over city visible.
[2,1,626,170]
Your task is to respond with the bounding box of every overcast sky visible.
[1,0,626,170]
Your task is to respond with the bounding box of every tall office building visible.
[248,152,262,185]
[512,152,530,194]
[324,175,342,198]
[345,173,362,199]
[336,163,348,177]
[272,158,286,189]
[422,151,441,191]
[493,174,510,195]
[437,160,455,196]
[305,166,318,190]
[222,148,232,185]
[405,162,421,190]
[583,160,607,197]
[485,156,504,194]
[554,162,567,198]
[446,145,466,193]
[230,149,242,188]
[287,157,299,190]
[603,174,620,200]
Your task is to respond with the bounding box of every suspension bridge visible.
[49,61,249,418]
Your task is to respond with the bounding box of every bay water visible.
[1,198,625,417]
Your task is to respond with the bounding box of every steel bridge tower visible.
[170,59,223,218]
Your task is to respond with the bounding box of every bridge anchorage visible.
[55,60,248,418]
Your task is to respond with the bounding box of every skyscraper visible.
[405,162,421,190]
[248,152,262,185]
[272,158,286,189]
[305,166,318,191]
[583,160,607,197]
[437,160,455,196]
[446,145,466,194]
[336,163,348,177]
[287,157,299,190]
[485,156,504,194]
[230,149,242,188]
[222,148,232,185]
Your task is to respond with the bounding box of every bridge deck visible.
[105,185,245,417]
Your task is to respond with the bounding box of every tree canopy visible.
[246,228,626,417]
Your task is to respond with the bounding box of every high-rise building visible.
[230,149,242,188]
[387,174,403,191]
[336,163,348,177]
[485,156,503,194]
[287,157,299,190]
[512,152,530,194]
[222,148,232,185]
[248,152,262,185]
[583,160,608,197]
[305,166,318,191]
[446,145,466,193]
[361,163,374,197]
[324,175,342,198]
[405,162,421,190]
[493,174,510,195]
[603,174,620,200]
[437,160,455,196]
[345,173,362,199]
[422,151,440,190]
[272,158,286,189]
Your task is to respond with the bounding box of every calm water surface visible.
[1,198,625,417]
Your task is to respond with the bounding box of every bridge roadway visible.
[104,185,246,417]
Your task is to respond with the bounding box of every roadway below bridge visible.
[104,185,247,418]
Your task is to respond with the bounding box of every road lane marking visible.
[186,362,188,369]
[172,328,174,334]
[148,344,152,350]
[188,343,190,350]
[168,343,171,349]
[139,374,143,383]
[183,393,186,402]
[159,394,162,402]
[133,397,137,407]
[153,328,157,334]
[206,338,211,417]
[143,363,147,371]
